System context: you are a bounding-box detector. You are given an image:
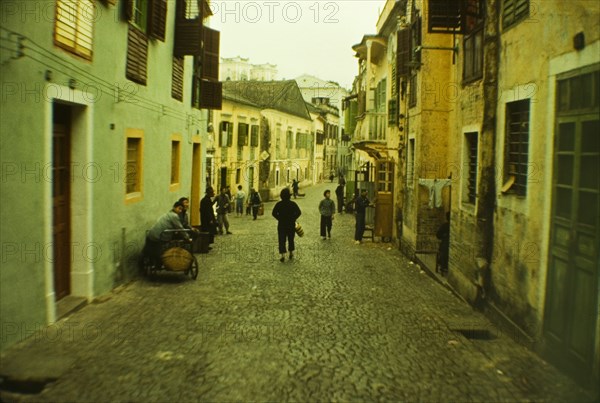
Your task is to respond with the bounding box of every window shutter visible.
[149,0,167,41]
[428,0,464,34]
[123,0,134,21]
[54,0,94,60]
[397,28,411,76]
[227,119,233,146]
[202,27,220,81]
[198,80,222,110]
[125,25,148,85]
[174,0,202,56]
[171,56,184,101]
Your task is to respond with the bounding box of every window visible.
[504,99,530,196]
[170,140,181,186]
[238,123,249,147]
[236,169,241,184]
[464,29,483,82]
[131,0,148,32]
[219,122,233,147]
[502,0,529,29]
[125,131,143,203]
[465,132,478,204]
[557,69,600,114]
[250,125,259,147]
[316,131,324,145]
[286,130,294,149]
[54,0,95,60]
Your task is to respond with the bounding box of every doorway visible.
[52,103,72,301]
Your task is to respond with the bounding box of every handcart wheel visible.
[189,256,199,280]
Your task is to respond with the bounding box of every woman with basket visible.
[272,187,301,262]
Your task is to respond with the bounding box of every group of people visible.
[200,185,264,237]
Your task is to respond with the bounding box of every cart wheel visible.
[189,256,199,280]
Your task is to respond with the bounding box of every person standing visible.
[272,187,301,262]
[216,186,232,234]
[291,179,299,199]
[249,188,262,220]
[354,189,372,244]
[234,185,246,217]
[200,187,217,244]
[436,212,450,275]
[335,183,345,214]
[318,190,336,240]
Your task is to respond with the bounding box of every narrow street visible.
[0,182,593,402]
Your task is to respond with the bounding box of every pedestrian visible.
[143,201,190,266]
[234,185,246,217]
[177,196,199,238]
[200,187,218,245]
[335,183,345,213]
[354,189,373,244]
[225,185,233,213]
[272,187,301,262]
[249,188,262,220]
[436,212,450,275]
[339,175,346,186]
[291,179,299,199]
[216,186,232,234]
[329,172,334,183]
[318,190,336,240]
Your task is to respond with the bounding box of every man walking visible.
[318,190,336,239]
[335,183,345,213]
[216,186,232,234]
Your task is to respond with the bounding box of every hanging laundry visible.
[418,178,451,208]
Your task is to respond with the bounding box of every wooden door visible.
[52,104,71,301]
[544,115,599,382]
[375,160,394,238]
[190,143,201,226]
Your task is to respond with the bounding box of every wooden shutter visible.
[148,0,167,41]
[54,0,94,60]
[174,0,202,56]
[125,25,148,85]
[202,27,220,80]
[397,28,411,76]
[123,0,134,21]
[226,118,233,146]
[428,0,464,33]
[171,56,184,101]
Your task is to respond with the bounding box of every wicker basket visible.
[295,222,304,237]
[161,247,193,271]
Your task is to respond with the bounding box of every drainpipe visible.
[474,0,500,305]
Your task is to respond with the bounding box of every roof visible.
[222,80,312,121]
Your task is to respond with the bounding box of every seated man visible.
[143,201,190,266]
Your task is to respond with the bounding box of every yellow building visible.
[213,81,313,200]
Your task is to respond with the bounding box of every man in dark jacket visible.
[335,184,345,213]
[272,188,301,262]
[354,189,372,244]
[200,187,217,244]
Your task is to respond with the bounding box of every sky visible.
[209,0,387,89]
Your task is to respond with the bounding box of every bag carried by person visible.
[258,204,264,216]
[295,222,304,237]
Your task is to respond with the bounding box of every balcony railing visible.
[354,111,387,143]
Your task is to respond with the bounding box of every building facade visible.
[348,0,599,387]
[213,80,313,201]
[0,0,221,351]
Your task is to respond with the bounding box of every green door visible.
[544,114,599,382]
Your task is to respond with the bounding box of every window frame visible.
[125,129,144,204]
[504,99,531,196]
[170,136,182,191]
[464,132,478,205]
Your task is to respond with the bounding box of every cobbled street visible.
[0,182,594,402]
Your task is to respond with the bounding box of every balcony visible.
[354,111,387,143]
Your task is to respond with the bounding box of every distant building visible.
[220,56,278,81]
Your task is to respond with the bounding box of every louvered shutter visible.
[202,27,220,80]
[123,0,134,21]
[171,56,184,101]
[428,0,464,33]
[125,25,148,85]
[149,0,167,41]
[397,28,411,76]
[54,0,94,59]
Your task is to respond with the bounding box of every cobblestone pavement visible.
[0,183,596,402]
